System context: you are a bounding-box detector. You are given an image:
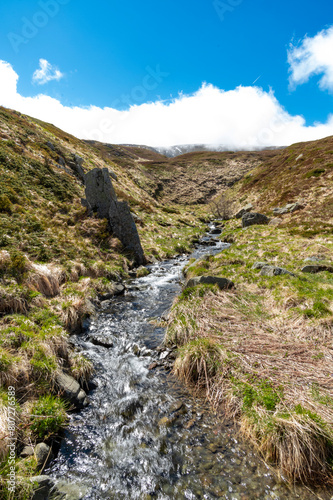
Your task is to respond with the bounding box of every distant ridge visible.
[122,143,285,158]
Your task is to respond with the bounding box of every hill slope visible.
[228,135,333,235]
[165,135,333,488]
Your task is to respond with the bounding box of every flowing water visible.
[49,230,325,500]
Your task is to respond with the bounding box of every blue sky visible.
[0,0,332,147]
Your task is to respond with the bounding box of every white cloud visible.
[32,59,64,85]
[288,26,333,91]
[0,59,333,148]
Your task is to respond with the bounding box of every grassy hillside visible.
[166,136,333,488]
[2,105,332,494]
[0,106,208,497]
[230,135,333,236]
[86,141,281,204]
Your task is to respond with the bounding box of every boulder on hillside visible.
[235,203,253,219]
[84,168,117,218]
[185,276,234,290]
[301,265,333,274]
[68,154,85,182]
[109,200,145,265]
[268,217,283,226]
[242,212,269,228]
[83,168,145,265]
[273,202,304,215]
[252,261,268,270]
[260,265,295,277]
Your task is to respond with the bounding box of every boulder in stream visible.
[55,371,88,409]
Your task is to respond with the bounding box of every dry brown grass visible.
[61,297,94,333]
[167,287,333,483]
[0,289,28,315]
[26,263,62,298]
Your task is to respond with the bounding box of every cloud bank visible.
[0,59,333,148]
[288,26,333,92]
[32,59,64,85]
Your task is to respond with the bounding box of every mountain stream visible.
[49,227,324,500]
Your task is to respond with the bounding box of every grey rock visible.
[242,212,269,227]
[235,203,253,219]
[252,262,268,270]
[304,256,322,262]
[160,350,171,360]
[273,207,288,215]
[210,228,222,235]
[84,168,117,218]
[131,212,142,223]
[21,445,34,458]
[69,154,85,182]
[185,276,234,290]
[161,309,170,321]
[260,266,295,277]
[83,168,144,265]
[58,156,65,167]
[286,202,303,213]
[98,283,125,300]
[35,443,53,469]
[53,480,89,500]
[55,371,87,408]
[31,475,57,500]
[109,200,145,265]
[77,390,89,408]
[109,170,118,181]
[273,202,303,215]
[268,217,283,226]
[89,335,114,348]
[46,141,55,151]
[301,265,333,274]
[80,198,92,215]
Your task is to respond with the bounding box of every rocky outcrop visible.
[235,203,253,219]
[273,202,303,215]
[268,217,283,226]
[252,262,268,270]
[83,168,145,264]
[109,200,145,265]
[301,265,333,274]
[185,276,234,290]
[68,154,85,183]
[84,168,117,218]
[242,212,269,227]
[260,265,295,277]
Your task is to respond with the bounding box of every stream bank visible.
[46,228,323,500]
